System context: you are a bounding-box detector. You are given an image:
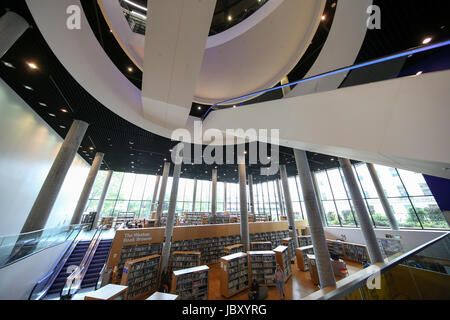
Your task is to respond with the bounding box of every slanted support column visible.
[311,170,327,227]
[93,170,113,228]
[71,152,104,225]
[156,162,171,226]
[280,76,291,97]
[276,179,285,218]
[238,156,250,251]
[224,182,227,212]
[248,174,256,222]
[0,11,29,58]
[279,165,299,248]
[339,158,384,263]
[294,149,336,288]
[211,168,217,223]
[150,175,161,213]
[160,145,183,271]
[21,120,89,233]
[192,178,198,212]
[367,163,399,230]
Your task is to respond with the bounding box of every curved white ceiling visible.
[194,0,326,105]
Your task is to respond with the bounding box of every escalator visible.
[46,240,91,295]
[80,239,113,289]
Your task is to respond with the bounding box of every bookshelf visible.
[248,251,276,286]
[171,265,209,300]
[250,241,273,251]
[298,235,312,247]
[306,254,319,285]
[325,239,370,263]
[282,237,295,262]
[120,254,160,300]
[170,251,201,271]
[295,245,314,271]
[224,244,244,255]
[219,252,249,297]
[116,243,162,280]
[183,212,207,225]
[327,240,345,258]
[273,245,292,281]
[100,217,114,229]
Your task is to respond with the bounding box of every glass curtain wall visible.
[86,164,447,230]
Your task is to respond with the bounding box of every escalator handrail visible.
[27,225,87,300]
[61,227,104,297]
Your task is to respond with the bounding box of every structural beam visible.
[279,165,299,248]
[21,120,88,233]
[156,162,170,226]
[248,174,256,221]
[211,168,217,223]
[238,155,250,251]
[150,174,161,213]
[93,170,113,228]
[192,177,198,212]
[294,149,336,288]
[366,163,399,230]
[339,158,384,263]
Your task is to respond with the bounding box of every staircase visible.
[46,240,91,295]
[80,239,113,289]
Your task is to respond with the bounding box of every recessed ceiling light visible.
[244,150,248,154]
[227,15,232,21]
[169,149,173,152]
[197,106,202,110]
[48,113,56,117]
[321,15,326,21]
[127,67,133,72]
[24,85,33,90]
[26,62,38,70]
[39,102,47,107]
[330,158,334,161]
[416,71,423,76]
[60,108,68,113]
[89,146,94,150]
[59,125,66,129]
[164,158,167,161]
[130,153,134,156]
[422,37,432,45]
[129,141,134,145]
[233,105,236,108]
[2,61,15,68]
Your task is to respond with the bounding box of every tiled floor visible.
[208,259,363,300]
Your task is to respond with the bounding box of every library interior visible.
[0,0,449,301]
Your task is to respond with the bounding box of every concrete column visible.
[160,146,183,271]
[224,182,227,212]
[0,11,29,58]
[192,178,198,211]
[248,174,256,218]
[238,155,250,251]
[276,179,285,217]
[339,158,384,263]
[21,120,88,233]
[311,171,327,227]
[294,149,336,288]
[211,168,217,223]
[71,152,104,225]
[367,163,399,230]
[279,165,300,248]
[150,175,161,213]
[156,162,171,226]
[93,170,113,228]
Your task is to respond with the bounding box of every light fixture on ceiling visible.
[39,102,47,107]
[59,125,66,129]
[169,149,173,152]
[129,141,134,145]
[244,150,248,154]
[124,0,147,11]
[127,67,133,72]
[130,153,134,156]
[416,71,423,76]
[130,10,147,20]
[48,113,56,117]
[89,146,94,150]
[228,15,232,21]
[330,158,334,161]
[422,37,432,45]
[321,15,326,21]
[197,106,202,110]
[26,62,38,70]
[2,61,15,68]
[60,108,68,113]
[164,158,167,161]
[233,105,236,108]
[24,85,33,90]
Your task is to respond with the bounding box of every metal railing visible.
[60,226,105,299]
[203,39,450,119]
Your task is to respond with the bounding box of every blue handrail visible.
[202,40,450,119]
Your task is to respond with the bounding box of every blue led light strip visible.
[202,40,450,119]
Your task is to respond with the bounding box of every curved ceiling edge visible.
[97,0,144,71]
[193,0,326,105]
[286,0,373,98]
[25,0,175,140]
